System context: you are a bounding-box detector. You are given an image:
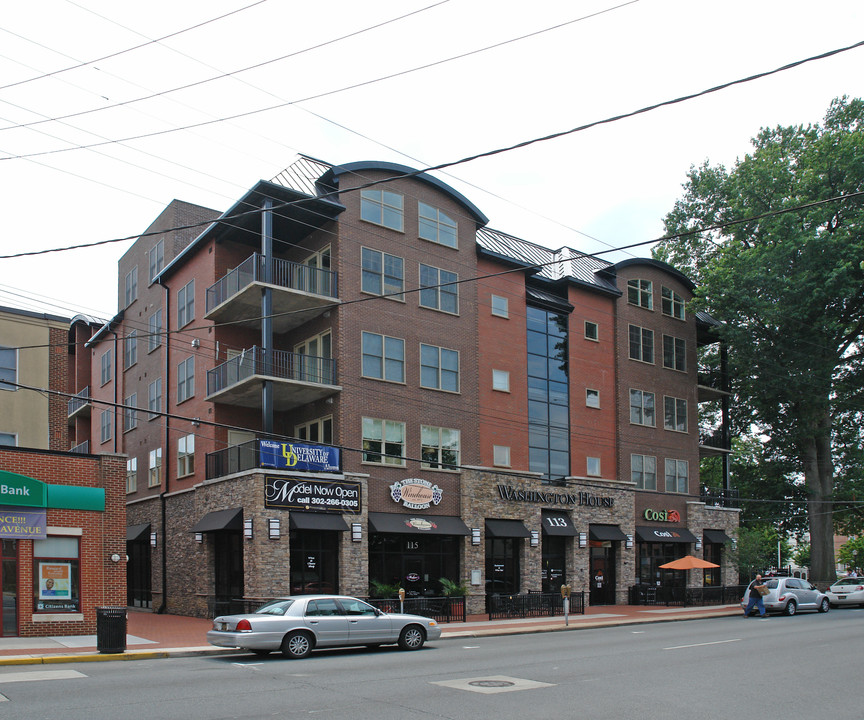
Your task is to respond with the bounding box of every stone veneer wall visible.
[686,501,742,587]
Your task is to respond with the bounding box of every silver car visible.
[207,595,442,658]
[741,577,830,616]
[826,577,864,608]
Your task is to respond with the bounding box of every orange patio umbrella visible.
[659,555,720,570]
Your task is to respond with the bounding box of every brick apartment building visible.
[66,155,738,618]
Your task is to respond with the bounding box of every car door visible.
[303,598,350,647]
[338,597,393,644]
[786,578,815,609]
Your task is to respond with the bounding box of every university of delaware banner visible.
[259,440,340,473]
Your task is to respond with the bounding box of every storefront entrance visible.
[213,531,244,614]
[1,540,17,637]
[289,530,339,595]
[590,544,616,605]
[369,534,460,597]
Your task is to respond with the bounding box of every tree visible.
[656,97,864,588]
[732,526,782,582]
[837,536,864,574]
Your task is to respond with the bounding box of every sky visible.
[1,0,862,322]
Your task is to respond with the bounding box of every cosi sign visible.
[643,508,681,523]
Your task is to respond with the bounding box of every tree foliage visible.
[837,536,864,573]
[655,97,864,587]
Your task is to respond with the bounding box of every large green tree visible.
[655,97,864,588]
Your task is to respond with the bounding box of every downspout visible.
[157,279,171,614]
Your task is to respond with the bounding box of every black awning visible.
[485,519,531,538]
[590,524,628,542]
[126,523,151,542]
[191,507,243,533]
[635,526,698,544]
[368,512,470,535]
[704,529,732,544]
[541,510,577,536]
[289,512,349,532]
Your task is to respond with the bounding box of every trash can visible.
[96,606,127,653]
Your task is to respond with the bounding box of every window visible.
[123,393,137,432]
[295,416,333,445]
[148,378,162,420]
[34,536,80,613]
[294,331,333,384]
[362,418,405,466]
[628,325,654,363]
[631,454,657,490]
[420,344,459,392]
[0,432,16,446]
[361,248,404,299]
[177,279,195,328]
[177,356,195,403]
[418,202,457,248]
[421,425,460,469]
[664,396,688,432]
[584,321,599,341]
[148,239,164,282]
[124,266,138,307]
[586,388,600,408]
[124,331,137,369]
[630,389,655,426]
[361,189,403,231]
[491,294,509,318]
[148,447,162,487]
[665,459,689,493]
[100,409,112,443]
[126,457,137,494]
[492,369,510,392]
[148,310,162,352]
[100,349,112,385]
[361,332,404,383]
[178,434,195,477]
[587,457,601,476]
[627,278,653,309]
[662,286,685,319]
[493,445,511,467]
[663,335,687,371]
[0,346,16,391]
[419,264,458,314]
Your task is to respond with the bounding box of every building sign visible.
[0,470,47,508]
[0,507,47,539]
[265,476,361,513]
[497,485,614,508]
[259,440,340,473]
[390,479,442,510]
[644,508,681,523]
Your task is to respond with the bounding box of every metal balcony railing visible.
[700,485,740,508]
[206,439,260,480]
[697,368,729,393]
[699,428,730,450]
[206,253,338,313]
[67,386,91,416]
[69,440,90,454]
[207,346,336,396]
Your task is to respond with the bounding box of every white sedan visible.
[826,577,864,608]
[207,595,441,658]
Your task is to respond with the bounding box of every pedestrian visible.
[847,569,857,578]
[743,574,768,618]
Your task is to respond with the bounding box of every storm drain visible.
[431,676,555,694]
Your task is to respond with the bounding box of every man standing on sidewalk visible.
[743,574,768,618]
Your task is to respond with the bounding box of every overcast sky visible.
[1,0,862,322]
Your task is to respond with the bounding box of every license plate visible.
[838,595,846,600]
[219,622,228,631]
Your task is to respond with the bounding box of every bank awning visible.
[590,524,628,542]
[368,512,470,535]
[126,523,151,542]
[289,512,349,532]
[635,526,698,544]
[191,507,243,533]
[541,510,577,536]
[704,529,732,544]
[485,519,531,538]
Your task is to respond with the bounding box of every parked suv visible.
[741,576,830,615]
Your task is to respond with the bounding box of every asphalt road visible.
[2,608,861,719]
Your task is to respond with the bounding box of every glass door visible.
[1,540,18,637]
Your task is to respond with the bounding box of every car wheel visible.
[819,598,830,613]
[251,649,271,657]
[784,600,797,616]
[398,625,425,651]
[281,631,313,659]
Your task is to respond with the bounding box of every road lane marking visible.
[0,670,86,684]
[664,639,741,650]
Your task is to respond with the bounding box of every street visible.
[2,609,861,719]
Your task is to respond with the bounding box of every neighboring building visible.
[70,155,738,618]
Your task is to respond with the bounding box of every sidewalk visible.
[0,604,741,666]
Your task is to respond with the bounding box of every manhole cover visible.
[469,680,515,688]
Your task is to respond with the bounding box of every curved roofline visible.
[608,258,696,292]
[322,161,489,227]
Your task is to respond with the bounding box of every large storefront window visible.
[290,530,339,595]
[369,534,459,597]
[33,536,80,612]
[638,542,686,587]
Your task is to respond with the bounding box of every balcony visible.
[206,346,340,410]
[67,387,91,423]
[205,254,338,333]
[700,484,740,509]
[699,427,732,457]
[69,440,90,454]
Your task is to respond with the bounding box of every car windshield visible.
[834,578,862,586]
[255,599,295,616]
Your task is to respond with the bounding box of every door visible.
[304,597,350,646]
[402,555,427,597]
[339,596,392,644]
[1,540,17,637]
[214,532,244,615]
[590,545,616,605]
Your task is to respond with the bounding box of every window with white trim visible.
[420,344,459,392]
[584,321,599,341]
[586,388,600,408]
[123,393,137,432]
[629,389,655,426]
[100,409,112,444]
[148,309,162,352]
[362,418,405,466]
[294,331,333,385]
[627,278,653,309]
[362,332,404,383]
[361,247,404,299]
[361,190,403,231]
[0,346,16,391]
[631,454,656,490]
[148,378,161,420]
[148,240,164,282]
[628,325,654,363]
[295,416,333,445]
[124,331,137,369]
[419,264,458,314]
[587,456,601,476]
[418,202,457,247]
[177,356,194,403]
[663,335,686,372]
[490,294,509,318]
[492,369,510,392]
[664,396,688,432]
[124,266,138,307]
[665,458,689,493]
[100,349,112,385]
[126,457,137,494]
[178,434,195,477]
[421,425,460,469]
[0,433,16,446]
[493,445,511,467]
[148,447,162,487]
[177,279,194,328]
[661,286,685,319]
[34,536,80,613]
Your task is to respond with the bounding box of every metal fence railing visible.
[629,584,746,607]
[364,596,466,623]
[486,592,584,620]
